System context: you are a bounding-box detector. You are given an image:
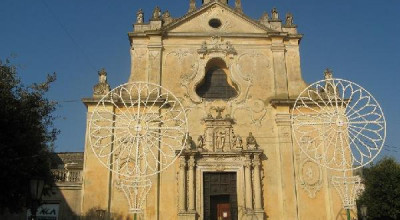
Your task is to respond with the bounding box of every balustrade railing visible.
[52,169,82,183]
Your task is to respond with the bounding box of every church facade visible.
[80,1,349,219]
[2,1,354,220]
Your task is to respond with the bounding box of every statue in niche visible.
[231,132,237,147]
[136,9,144,24]
[237,135,243,149]
[246,132,258,149]
[285,13,294,27]
[93,68,110,97]
[197,135,204,151]
[271,8,279,20]
[215,130,226,152]
[152,6,161,20]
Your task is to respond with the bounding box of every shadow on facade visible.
[0,152,82,220]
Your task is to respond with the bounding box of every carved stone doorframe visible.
[178,150,265,220]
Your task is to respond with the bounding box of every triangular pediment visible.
[164,2,272,34]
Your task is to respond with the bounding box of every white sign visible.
[27,204,59,220]
[223,212,228,218]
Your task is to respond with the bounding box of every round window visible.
[209,18,222,28]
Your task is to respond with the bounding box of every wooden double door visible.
[203,172,238,220]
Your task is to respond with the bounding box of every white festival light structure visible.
[292,75,386,213]
[89,82,188,213]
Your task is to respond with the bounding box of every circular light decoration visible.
[89,82,188,178]
[292,78,386,171]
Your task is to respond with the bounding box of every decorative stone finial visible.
[151,6,161,21]
[323,68,336,95]
[235,0,243,13]
[162,10,173,24]
[285,12,296,27]
[189,0,196,13]
[271,8,279,21]
[259,12,269,26]
[136,9,144,24]
[324,68,333,80]
[93,68,110,97]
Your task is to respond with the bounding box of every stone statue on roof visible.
[136,9,144,24]
[271,8,279,20]
[285,13,294,27]
[152,6,161,20]
[93,68,111,97]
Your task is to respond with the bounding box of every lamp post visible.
[360,205,367,220]
[29,178,44,220]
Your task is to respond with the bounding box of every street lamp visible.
[29,178,44,220]
[360,205,367,220]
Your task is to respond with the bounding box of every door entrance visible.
[204,172,237,220]
[211,195,231,220]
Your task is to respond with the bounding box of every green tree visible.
[0,59,58,213]
[358,157,400,219]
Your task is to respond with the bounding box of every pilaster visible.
[188,155,196,211]
[271,37,289,98]
[276,111,299,220]
[253,154,263,211]
[244,154,253,211]
[178,153,197,220]
[178,157,187,212]
[147,36,162,85]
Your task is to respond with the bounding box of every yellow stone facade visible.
[77,1,351,220]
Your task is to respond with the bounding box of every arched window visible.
[196,58,238,100]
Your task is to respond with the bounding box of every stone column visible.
[178,156,187,212]
[253,154,263,210]
[244,154,253,210]
[188,155,196,211]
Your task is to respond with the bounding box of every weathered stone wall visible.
[81,2,348,220]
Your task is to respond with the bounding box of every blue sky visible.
[1,0,399,161]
